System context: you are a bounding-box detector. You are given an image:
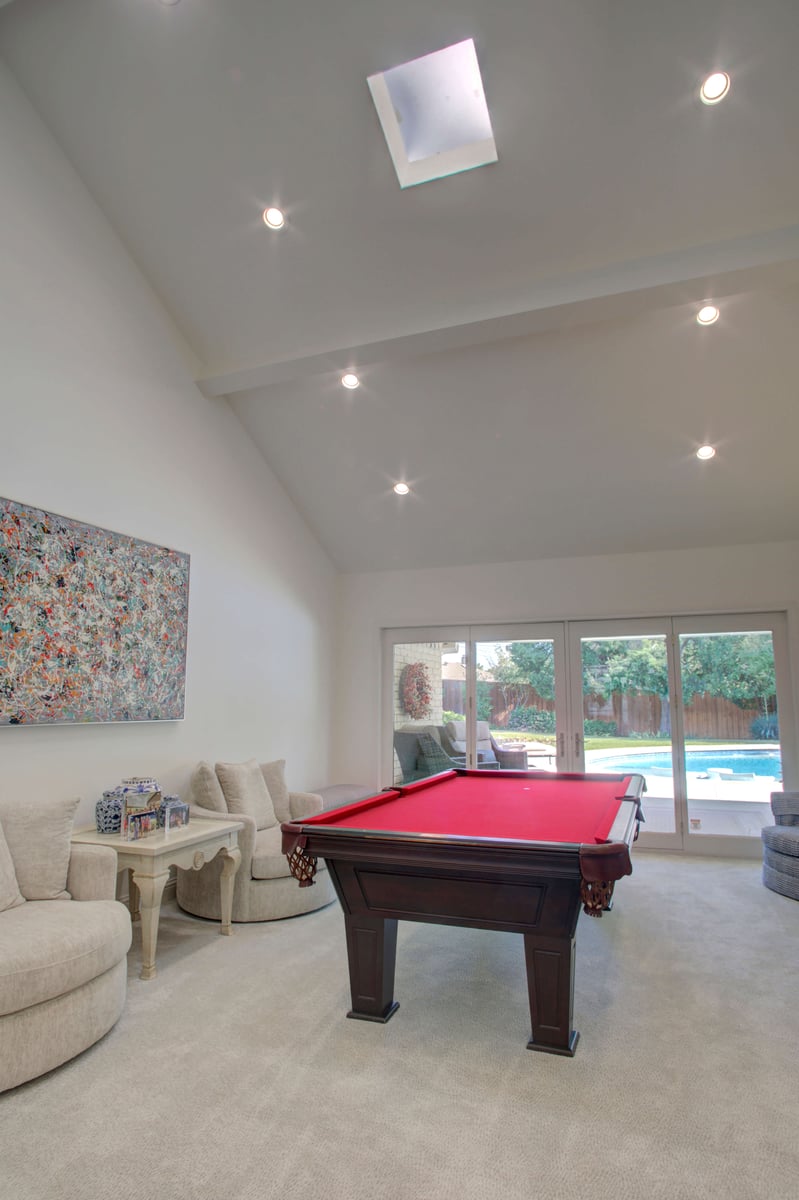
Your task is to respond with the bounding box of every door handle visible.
[557,732,565,758]
[575,732,583,757]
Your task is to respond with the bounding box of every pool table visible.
[282,769,644,1055]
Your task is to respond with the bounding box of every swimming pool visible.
[588,747,782,777]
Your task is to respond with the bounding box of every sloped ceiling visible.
[2,0,798,570]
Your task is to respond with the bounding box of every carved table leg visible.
[218,846,241,935]
[133,869,170,981]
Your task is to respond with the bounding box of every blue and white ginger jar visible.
[95,777,161,834]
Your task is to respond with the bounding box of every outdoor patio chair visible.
[443,720,527,770]
[417,731,466,774]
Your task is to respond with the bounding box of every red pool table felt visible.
[300,770,636,846]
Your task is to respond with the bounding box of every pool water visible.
[590,748,782,777]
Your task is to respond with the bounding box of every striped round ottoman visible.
[762,791,799,901]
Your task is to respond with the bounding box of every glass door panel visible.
[385,614,794,850]
[389,637,466,785]
[576,631,677,836]
[472,637,559,771]
[677,626,783,839]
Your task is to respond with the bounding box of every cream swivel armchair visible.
[0,793,132,1093]
[176,759,335,922]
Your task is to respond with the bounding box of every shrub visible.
[751,714,779,740]
[441,711,464,726]
[508,707,556,733]
[583,719,618,737]
[476,681,493,723]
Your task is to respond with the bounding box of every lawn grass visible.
[493,733,745,752]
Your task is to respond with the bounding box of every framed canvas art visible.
[0,498,190,725]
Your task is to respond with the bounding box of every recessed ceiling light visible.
[262,207,285,230]
[696,304,719,326]
[341,373,360,390]
[700,72,730,105]
[393,483,410,495]
[696,445,716,460]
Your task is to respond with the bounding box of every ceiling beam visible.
[196,225,799,398]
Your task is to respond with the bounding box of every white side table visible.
[71,817,243,980]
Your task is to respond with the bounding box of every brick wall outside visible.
[393,643,444,730]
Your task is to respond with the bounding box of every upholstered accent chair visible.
[176,759,335,922]
[762,790,799,901]
[0,794,132,1093]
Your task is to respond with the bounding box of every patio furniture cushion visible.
[439,720,494,768]
[444,720,467,753]
[394,731,424,781]
[418,731,456,773]
[215,760,277,830]
[0,794,79,901]
[0,822,25,913]
[443,720,498,764]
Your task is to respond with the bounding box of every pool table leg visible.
[523,933,579,1056]
[344,914,400,1023]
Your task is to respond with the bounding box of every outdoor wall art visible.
[0,497,190,725]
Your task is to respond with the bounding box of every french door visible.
[384,624,567,786]
[383,612,794,853]
[566,619,680,847]
[567,614,793,851]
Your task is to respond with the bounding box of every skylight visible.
[367,39,498,188]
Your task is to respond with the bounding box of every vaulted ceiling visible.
[2,0,798,570]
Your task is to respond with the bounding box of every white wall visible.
[333,542,799,788]
[0,61,336,826]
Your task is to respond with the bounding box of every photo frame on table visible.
[124,808,160,841]
[0,497,190,726]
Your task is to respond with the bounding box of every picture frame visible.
[124,809,159,841]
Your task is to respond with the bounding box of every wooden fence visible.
[442,680,762,739]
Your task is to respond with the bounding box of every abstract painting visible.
[0,498,189,725]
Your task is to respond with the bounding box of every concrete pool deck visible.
[585,745,780,838]
[546,743,782,838]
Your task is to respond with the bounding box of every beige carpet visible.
[1,854,797,1200]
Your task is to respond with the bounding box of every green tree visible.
[581,639,667,699]
[491,642,556,703]
[489,633,777,735]
[679,633,776,717]
[581,638,670,735]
